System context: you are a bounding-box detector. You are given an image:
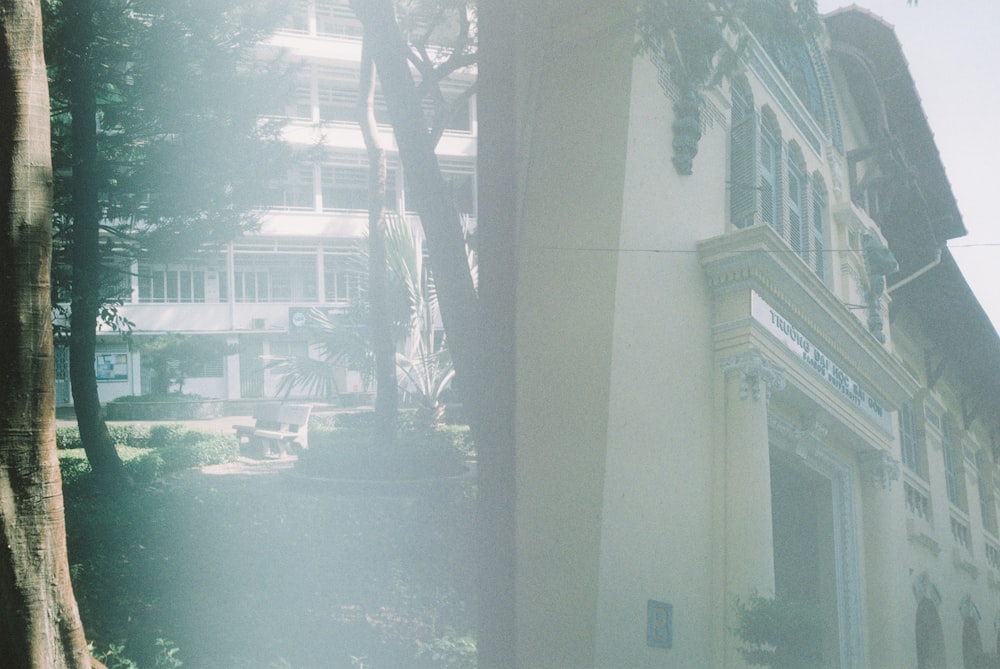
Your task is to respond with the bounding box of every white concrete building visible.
[62,0,475,407]
[510,2,1000,667]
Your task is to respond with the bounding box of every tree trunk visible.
[65,0,126,484]
[0,0,95,665]
[359,41,398,447]
[350,0,486,432]
[350,1,517,665]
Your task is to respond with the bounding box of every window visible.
[324,254,362,303]
[810,173,827,278]
[234,270,269,303]
[320,163,397,211]
[951,516,971,551]
[787,145,808,261]
[899,402,925,479]
[729,77,828,281]
[942,416,967,511]
[977,450,998,536]
[315,0,362,38]
[759,110,782,235]
[186,358,224,378]
[267,164,314,210]
[137,262,216,303]
[904,481,931,523]
[233,253,319,303]
[321,164,367,210]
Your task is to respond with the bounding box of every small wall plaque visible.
[647,599,673,649]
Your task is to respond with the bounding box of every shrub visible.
[734,591,822,668]
[60,451,92,486]
[56,426,83,450]
[57,424,151,450]
[298,423,469,481]
[110,392,209,403]
[148,425,238,470]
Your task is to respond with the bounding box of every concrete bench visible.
[233,403,280,450]
[251,404,312,457]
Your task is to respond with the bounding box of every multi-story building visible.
[508,2,1000,667]
[59,0,476,406]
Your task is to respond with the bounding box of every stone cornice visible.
[698,225,918,411]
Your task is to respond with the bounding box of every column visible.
[717,348,786,667]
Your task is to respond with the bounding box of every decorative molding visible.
[912,571,942,607]
[861,231,897,344]
[859,450,900,491]
[906,518,941,556]
[720,348,786,402]
[960,594,981,622]
[953,548,979,580]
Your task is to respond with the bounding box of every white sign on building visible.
[752,290,892,433]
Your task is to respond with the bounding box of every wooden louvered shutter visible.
[811,176,827,279]
[729,85,759,228]
[788,161,804,258]
[759,127,779,234]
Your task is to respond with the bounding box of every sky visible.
[816,0,1000,332]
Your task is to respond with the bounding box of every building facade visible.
[61,0,475,406]
[511,2,1000,667]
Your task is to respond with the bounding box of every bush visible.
[734,591,822,668]
[110,392,209,403]
[147,425,239,470]
[57,424,151,450]
[56,426,83,450]
[59,446,158,487]
[298,422,470,481]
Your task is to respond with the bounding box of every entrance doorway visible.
[770,454,841,668]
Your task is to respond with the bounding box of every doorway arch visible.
[915,597,946,669]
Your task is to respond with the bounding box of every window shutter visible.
[729,111,758,229]
[759,128,779,233]
[787,162,804,258]
[899,402,921,476]
[811,177,827,278]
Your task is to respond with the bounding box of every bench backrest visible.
[277,404,312,432]
[253,403,281,429]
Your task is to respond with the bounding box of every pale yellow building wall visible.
[511,4,1000,668]
[592,54,738,667]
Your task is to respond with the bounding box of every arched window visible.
[915,598,946,669]
[786,143,808,261]
[810,172,828,279]
[729,83,782,238]
[730,77,757,229]
[759,108,782,237]
[963,615,983,669]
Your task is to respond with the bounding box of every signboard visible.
[288,306,351,332]
[95,353,128,381]
[752,291,891,432]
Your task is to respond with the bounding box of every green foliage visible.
[137,335,235,395]
[109,393,210,403]
[65,437,477,667]
[58,423,151,449]
[147,425,239,470]
[733,591,822,668]
[415,628,477,669]
[89,638,183,669]
[299,418,471,481]
[635,0,820,173]
[59,425,237,485]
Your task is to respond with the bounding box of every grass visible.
[61,422,478,668]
